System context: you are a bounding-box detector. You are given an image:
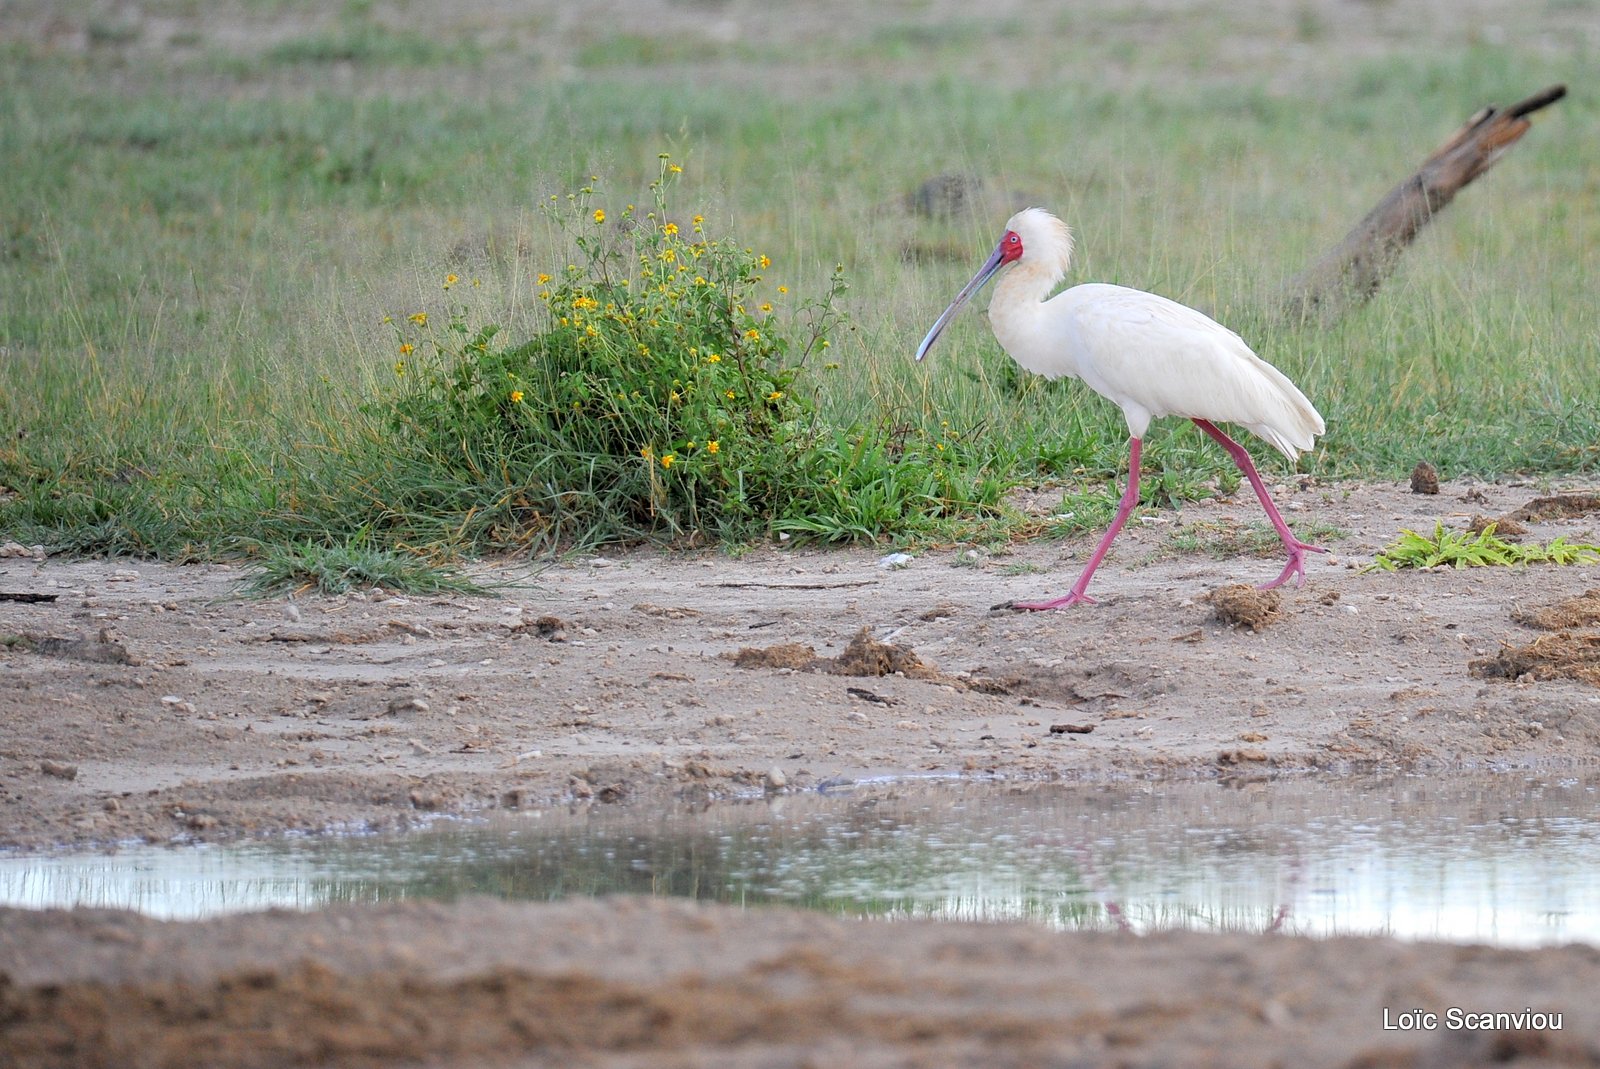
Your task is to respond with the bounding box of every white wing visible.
[1043,284,1323,458]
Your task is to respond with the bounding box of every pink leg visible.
[1191,419,1326,589]
[1012,438,1144,611]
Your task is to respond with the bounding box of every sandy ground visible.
[5,478,1600,1066]
[6,477,1600,851]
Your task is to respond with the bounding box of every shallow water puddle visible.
[2,773,1597,946]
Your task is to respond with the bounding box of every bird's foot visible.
[1007,591,1097,612]
[1259,540,1329,591]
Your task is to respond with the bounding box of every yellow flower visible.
[725,389,736,399]
[537,273,552,285]
[510,390,524,403]
[707,440,719,455]
[660,454,676,469]
[585,325,599,337]
[669,164,682,174]
[409,312,428,325]
[640,447,654,459]
[662,222,679,236]
[692,214,704,231]
[744,328,760,341]
[444,273,459,288]
[593,209,606,224]
[398,342,414,354]
[767,390,783,402]
[393,361,406,376]
[758,254,771,269]
[778,285,788,294]
[760,302,773,313]
[706,352,721,363]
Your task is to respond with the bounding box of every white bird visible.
[916,207,1325,610]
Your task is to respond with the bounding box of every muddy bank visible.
[2,897,1596,1069]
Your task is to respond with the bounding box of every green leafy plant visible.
[1365,522,1600,571]
[380,155,850,544]
[375,156,1008,549]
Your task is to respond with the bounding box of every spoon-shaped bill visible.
[914,242,1007,362]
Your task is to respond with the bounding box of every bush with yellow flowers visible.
[382,156,852,543]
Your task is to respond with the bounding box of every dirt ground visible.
[5,477,1600,1066]
[7,477,1600,850]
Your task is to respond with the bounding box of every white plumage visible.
[916,207,1326,609]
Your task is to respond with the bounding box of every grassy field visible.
[2,0,1597,581]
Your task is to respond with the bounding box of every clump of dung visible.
[732,643,819,671]
[829,627,939,678]
[1206,584,1282,631]
[731,627,939,678]
[1512,589,1600,631]
[1467,514,1526,540]
[1471,632,1600,687]
[1410,461,1440,495]
[1509,493,1600,522]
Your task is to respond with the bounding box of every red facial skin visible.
[999,230,1023,263]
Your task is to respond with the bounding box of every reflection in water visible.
[1,773,1597,947]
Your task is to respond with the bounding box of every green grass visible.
[3,2,1598,589]
[1166,519,1348,562]
[242,541,487,597]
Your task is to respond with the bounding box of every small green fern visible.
[1366,522,1600,572]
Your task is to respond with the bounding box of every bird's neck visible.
[986,256,1081,381]
[991,259,1063,329]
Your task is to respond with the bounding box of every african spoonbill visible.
[916,207,1325,609]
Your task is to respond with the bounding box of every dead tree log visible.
[1282,84,1565,324]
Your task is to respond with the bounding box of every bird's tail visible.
[1247,361,1325,459]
